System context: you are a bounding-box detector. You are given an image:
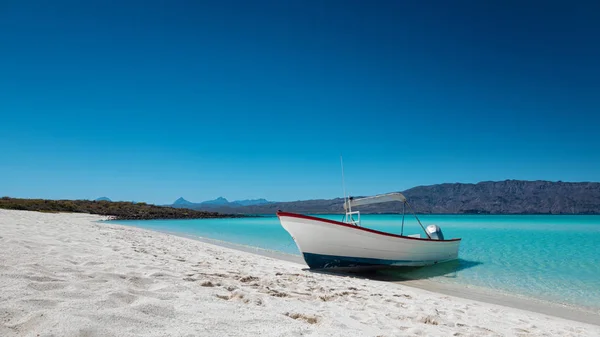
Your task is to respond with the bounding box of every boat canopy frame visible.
[342,192,431,239]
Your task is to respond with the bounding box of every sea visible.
[109,214,600,311]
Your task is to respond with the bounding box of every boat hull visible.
[277,212,461,269]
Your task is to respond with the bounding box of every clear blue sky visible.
[1,1,599,204]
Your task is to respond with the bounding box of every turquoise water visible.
[110,214,600,311]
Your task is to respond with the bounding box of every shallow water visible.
[110,214,600,310]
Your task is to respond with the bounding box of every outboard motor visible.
[426,224,445,240]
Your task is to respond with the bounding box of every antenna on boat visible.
[340,155,351,223]
[340,155,347,202]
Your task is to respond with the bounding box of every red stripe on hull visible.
[276,211,461,242]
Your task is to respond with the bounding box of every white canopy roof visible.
[343,192,407,210]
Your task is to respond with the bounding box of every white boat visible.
[277,192,461,269]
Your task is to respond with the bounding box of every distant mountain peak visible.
[201,197,229,205]
[171,196,273,209]
[233,198,272,206]
[173,197,193,205]
[95,197,111,202]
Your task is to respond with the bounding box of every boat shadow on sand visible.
[306,259,482,283]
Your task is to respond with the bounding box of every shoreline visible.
[143,227,600,326]
[3,209,599,336]
[0,197,247,221]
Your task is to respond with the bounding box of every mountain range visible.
[171,197,272,209]
[169,180,600,215]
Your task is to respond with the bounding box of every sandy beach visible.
[1,209,599,336]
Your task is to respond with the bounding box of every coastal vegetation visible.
[0,197,241,220]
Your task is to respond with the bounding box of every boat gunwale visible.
[276,211,462,242]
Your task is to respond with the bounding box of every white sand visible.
[1,210,599,337]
